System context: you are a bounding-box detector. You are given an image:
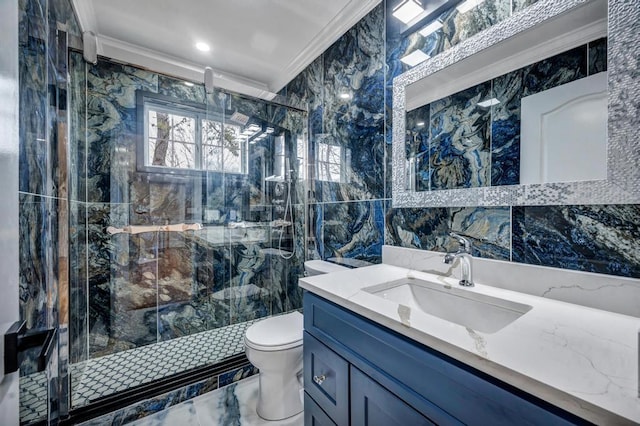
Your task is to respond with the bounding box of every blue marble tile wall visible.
[280,0,640,279]
[280,3,386,264]
[18,0,81,423]
[18,0,80,368]
[68,55,308,362]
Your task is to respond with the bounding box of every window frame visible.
[136,90,248,176]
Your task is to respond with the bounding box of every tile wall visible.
[282,0,640,279]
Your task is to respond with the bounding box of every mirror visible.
[392,0,640,207]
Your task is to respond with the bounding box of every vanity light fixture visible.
[195,42,210,52]
[392,0,424,24]
[419,20,443,37]
[477,98,500,108]
[400,50,431,66]
[456,0,486,14]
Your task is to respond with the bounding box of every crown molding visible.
[71,0,97,33]
[97,36,278,101]
[270,0,382,92]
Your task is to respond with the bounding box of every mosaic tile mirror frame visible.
[392,0,640,207]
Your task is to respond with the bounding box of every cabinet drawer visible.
[351,366,435,426]
[304,332,349,426]
[304,392,337,426]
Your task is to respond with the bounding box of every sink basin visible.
[364,277,532,333]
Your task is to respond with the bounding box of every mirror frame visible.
[392,0,640,207]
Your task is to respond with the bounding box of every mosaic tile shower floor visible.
[20,320,257,424]
[124,376,303,426]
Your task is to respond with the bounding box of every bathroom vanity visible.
[299,248,640,425]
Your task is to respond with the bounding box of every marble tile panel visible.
[521,44,588,97]
[285,56,323,135]
[512,205,640,278]
[385,206,510,260]
[490,70,523,186]
[69,201,88,364]
[19,35,48,196]
[317,4,384,202]
[158,75,206,105]
[385,206,450,251]
[229,243,271,324]
[49,0,82,37]
[85,203,158,358]
[19,194,58,340]
[588,37,608,76]
[87,60,158,107]
[323,200,384,264]
[449,206,511,260]
[69,51,87,202]
[317,118,386,202]
[323,4,384,118]
[429,82,492,190]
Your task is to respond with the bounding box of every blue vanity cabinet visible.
[303,292,589,426]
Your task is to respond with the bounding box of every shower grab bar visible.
[107,223,203,235]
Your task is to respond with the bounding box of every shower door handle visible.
[4,321,57,373]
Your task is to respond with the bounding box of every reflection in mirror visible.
[393,0,640,208]
[403,0,609,193]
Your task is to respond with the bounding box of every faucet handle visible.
[450,232,472,253]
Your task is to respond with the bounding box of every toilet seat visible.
[245,311,303,352]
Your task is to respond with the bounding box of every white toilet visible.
[244,260,348,421]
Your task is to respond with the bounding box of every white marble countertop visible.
[299,263,640,425]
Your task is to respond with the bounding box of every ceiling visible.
[72,0,381,99]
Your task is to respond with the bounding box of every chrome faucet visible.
[443,232,474,287]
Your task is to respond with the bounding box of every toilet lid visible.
[245,311,303,351]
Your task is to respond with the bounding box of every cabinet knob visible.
[313,374,326,385]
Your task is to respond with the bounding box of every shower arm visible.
[107,223,203,235]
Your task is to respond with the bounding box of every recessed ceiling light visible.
[477,98,500,108]
[339,93,351,100]
[184,82,194,87]
[456,0,486,14]
[400,50,430,67]
[416,121,425,127]
[419,21,443,37]
[195,42,210,52]
[392,0,424,24]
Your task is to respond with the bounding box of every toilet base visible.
[256,370,303,421]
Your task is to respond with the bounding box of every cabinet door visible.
[351,367,435,426]
[304,332,349,425]
[305,392,337,426]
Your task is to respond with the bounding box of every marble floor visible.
[127,376,303,426]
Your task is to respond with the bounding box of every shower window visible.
[140,94,247,174]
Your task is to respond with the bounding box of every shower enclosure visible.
[67,53,308,410]
[19,46,308,423]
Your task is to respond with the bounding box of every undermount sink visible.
[364,277,532,333]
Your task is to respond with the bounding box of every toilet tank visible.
[304,260,349,276]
